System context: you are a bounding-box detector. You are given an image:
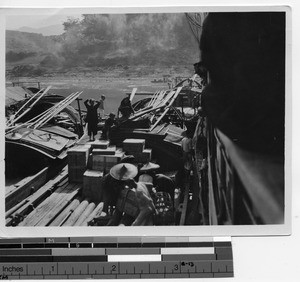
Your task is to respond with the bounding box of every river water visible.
[51,81,169,115]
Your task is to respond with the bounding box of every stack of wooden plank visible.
[67,145,91,183]
[123,138,152,163]
[126,87,183,127]
[18,181,81,226]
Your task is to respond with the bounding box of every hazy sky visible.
[5,13,82,30]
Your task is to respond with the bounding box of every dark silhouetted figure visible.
[84,99,100,141]
[118,95,135,119]
[200,12,285,155]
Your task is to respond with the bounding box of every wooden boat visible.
[5,75,284,228]
[5,85,203,227]
[5,86,83,182]
[5,136,191,227]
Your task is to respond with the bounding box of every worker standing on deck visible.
[84,99,100,141]
[118,94,135,119]
[99,94,106,120]
[102,112,116,140]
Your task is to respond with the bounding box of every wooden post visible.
[129,87,138,102]
[76,97,84,136]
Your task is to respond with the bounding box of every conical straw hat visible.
[138,174,153,183]
[110,163,138,181]
[140,162,160,172]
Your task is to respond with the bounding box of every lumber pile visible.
[6,166,69,226]
[18,182,81,226]
[124,87,183,130]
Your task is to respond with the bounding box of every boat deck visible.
[6,129,195,227]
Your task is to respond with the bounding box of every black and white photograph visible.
[1,7,289,234]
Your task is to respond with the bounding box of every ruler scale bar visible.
[0,261,234,273]
[0,237,234,279]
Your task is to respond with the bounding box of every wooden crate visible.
[92,146,117,155]
[91,152,124,173]
[67,145,91,168]
[141,148,152,163]
[91,140,110,149]
[68,167,87,183]
[83,170,104,202]
[123,139,145,153]
[132,148,152,163]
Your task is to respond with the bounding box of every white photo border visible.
[0,4,292,238]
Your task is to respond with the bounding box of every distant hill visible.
[6,14,200,77]
[6,30,61,54]
[18,24,65,36]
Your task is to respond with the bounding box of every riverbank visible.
[6,65,193,114]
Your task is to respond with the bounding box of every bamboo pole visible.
[33,91,82,129]
[157,90,176,107]
[166,87,182,107]
[149,87,182,131]
[29,92,78,126]
[7,86,52,126]
[6,89,44,126]
[62,198,90,226]
[149,108,170,131]
[32,91,79,128]
[6,92,77,134]
[74,202,96,226]
[151,90,167,107]
[80,202,104,226]
[129,104,166,121]
[49,198,81,226]
[129,87,138,102]
[148,90,160,106]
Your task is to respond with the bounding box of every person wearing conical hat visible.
[140,162,160,172]
[101,163,156,226]
[139,162,175,201]
[109,163,138,181]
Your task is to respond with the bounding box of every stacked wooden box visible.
[83,170,104,202]
[122,138,152,163]
[90,141,124,174]
[90,140,110,150]
[67,145,91,183]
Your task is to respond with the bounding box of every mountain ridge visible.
[17,24,65,36]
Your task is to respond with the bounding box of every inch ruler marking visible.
[0,236,234,279]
